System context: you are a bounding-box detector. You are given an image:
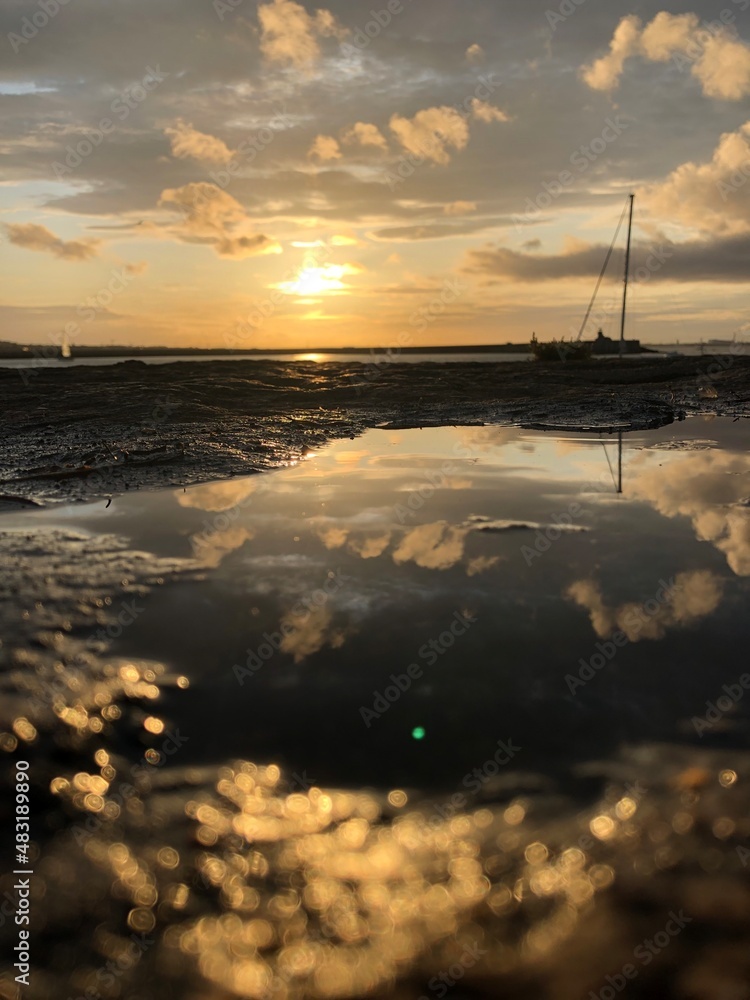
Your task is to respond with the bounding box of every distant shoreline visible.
[1,341,730,360]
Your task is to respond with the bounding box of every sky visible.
[1,0,750,349]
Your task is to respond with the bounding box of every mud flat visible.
[1,355,748,504]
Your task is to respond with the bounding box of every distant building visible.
[589,329,645,355]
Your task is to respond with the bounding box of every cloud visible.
[444,201,477,215]
[215,234,280,258]
[466,555,501,576]
[392,521,468,570]
[389,516,519,572]
[640,121,750,235]
[463,232,750,284]
[627,449,750,576]
[470,99,510,123]
[330,233,360,246]
[341,121,389,152]
[315,524,349,550]
[160,182,245,232]
[566,570,724,642]
[257,0,346,69]
[5,222,100,261]
[177,479,258,512]
[371,217,505,241]
[164,119,234,165]
[389,106,470,165]
[347,532,392,559]
[466,43,485,64]
[279,606,350,662]
[123,260,149,275]
[192,527,254,568]
[159,183,279,259]
[308,134,342,160]
[582,12,750,100]
[581,14,642,91]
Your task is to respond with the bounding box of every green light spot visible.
[411,726,426,741]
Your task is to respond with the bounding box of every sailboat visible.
[531,193,635,361]
[60,332,73,360]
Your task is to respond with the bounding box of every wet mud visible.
[2,356,748,504]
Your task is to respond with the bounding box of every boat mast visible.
[619,193,635,359]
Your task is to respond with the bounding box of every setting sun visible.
[277,264,359,296]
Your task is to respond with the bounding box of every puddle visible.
[4,417,749,792]
[2,417,750,1000]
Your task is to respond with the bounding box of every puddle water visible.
[4,418,749,791]
[2,417,749,1000]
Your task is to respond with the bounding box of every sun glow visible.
[277,263,358,296]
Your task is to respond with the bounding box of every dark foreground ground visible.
[1,361,750,998]
[1,355,748,505]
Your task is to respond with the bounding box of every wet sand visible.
[2,355,748,505]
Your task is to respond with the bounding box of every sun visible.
[277,263,358,296]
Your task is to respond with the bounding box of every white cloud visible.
[308,134,342,160]
[466,43,485,65]
[5,223,100,261]
[192,527,254,568]
[347,532,391,559]
[389,106,470,165]
[582,14,642,91]
[258,0,346,69]
[640,121,750,235]
[177,479,258,512]
[279,606,350,662]
[444,201,477,215]
[582,12,750,100]
[159,183,279,259]
[566,570,724,642]
[341,121,389,151]
[392,521,468,570]
[470,98,510,123]
[627,449,750,576]
[164,120,234,165]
